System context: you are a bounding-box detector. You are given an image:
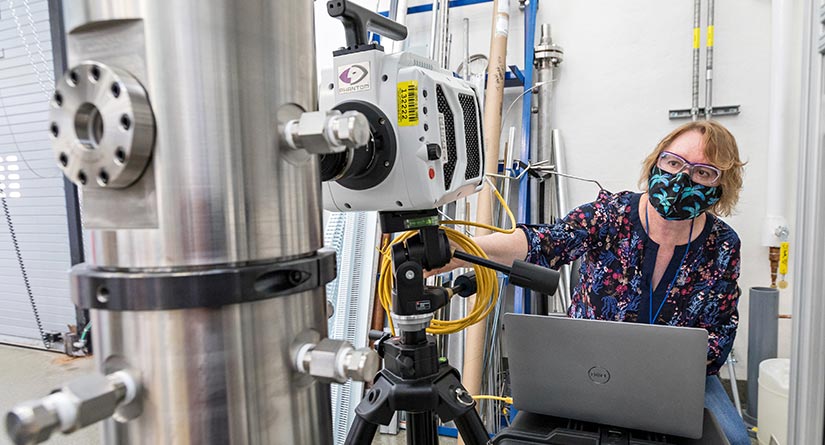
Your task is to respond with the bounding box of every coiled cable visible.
[379,179,516,335]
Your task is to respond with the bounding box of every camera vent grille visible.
[436,85,457,190]
[459,93,481,180]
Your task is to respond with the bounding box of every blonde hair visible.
[639,120,745,216]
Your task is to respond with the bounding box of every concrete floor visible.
[0,345,100,445]
[0,344,455,445]
[0,344,757,445]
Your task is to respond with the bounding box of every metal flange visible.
[534,43,564,66]
[49,62,155,189]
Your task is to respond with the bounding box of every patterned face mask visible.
[648,166,722,220]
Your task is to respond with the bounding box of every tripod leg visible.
[453,407,490,445]
[344,414,379,445]
[407,411,439,445]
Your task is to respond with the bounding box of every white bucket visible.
[757,358,790,445]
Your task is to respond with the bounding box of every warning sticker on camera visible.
[397,80,419,126]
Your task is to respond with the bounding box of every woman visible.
[446,120,749,444]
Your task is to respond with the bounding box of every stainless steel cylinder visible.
[93,290,331,444]
[57,1,333,443]
[62,0,322,269]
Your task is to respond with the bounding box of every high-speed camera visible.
[320,3,485,212]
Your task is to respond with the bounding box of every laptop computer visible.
[503,314,708,439]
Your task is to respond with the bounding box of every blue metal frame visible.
[438,425,458,437]
[513,0,538,314]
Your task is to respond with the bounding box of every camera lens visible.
[320,101,396,191]
[320,139,374,182]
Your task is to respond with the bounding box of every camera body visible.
[319,48,484,212]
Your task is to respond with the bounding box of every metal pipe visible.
[691,0,701,121]
[532,23,561,314]
[428,0,440,60]
[391,0,409,53]
[499,127,516,228]
[725,351,744,416]
[513,0,538,314]
[440,0,451,69]
[435,0,444,63]
[444,32,452,70]
[551,129,572,309]
[463,18,470,80]
[435,0,447,66]
[551,131,569,223]
[535,24,555,222]
[533,25,561,224]
[704,0,715,120]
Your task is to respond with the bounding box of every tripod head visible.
[378,209,561,340]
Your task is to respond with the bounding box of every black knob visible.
[453,272,477,297]
[426,144,442,161]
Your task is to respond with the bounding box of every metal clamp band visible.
[72,250,337,311]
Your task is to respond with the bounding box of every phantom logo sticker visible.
[337,62,371,94]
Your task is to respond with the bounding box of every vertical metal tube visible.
[428,0,440,61]
[551,130,569,224]
[513,0,538,315]
[463,18,470,80]
[391,0,409,54]
[441,1,451,69]
[691,0,701,121]
[551,130,572,310]
[534,25,553,314]
[533,25,567,313]
[444,33,452,70]
[534,24,555,223]
[726,351,743,416]
[704,0,715,120]
[499,128,516,228]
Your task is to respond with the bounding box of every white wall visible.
[314,0,804,377]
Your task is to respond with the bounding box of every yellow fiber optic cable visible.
[379,181,516,335]
[471,395,513,404]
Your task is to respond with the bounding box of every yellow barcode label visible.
[779,242,790,275]
[693,28,700,49]
[707,25,714,47]
[397,80,419,127]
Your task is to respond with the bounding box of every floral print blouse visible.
[519,190,741,375]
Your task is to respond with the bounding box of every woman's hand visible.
[423,229,529,278]
[424,249,468,278]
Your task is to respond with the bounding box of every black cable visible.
[1,196,49,349]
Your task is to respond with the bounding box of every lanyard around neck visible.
[644,200,694,324]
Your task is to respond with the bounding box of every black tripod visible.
[344,210,560,445]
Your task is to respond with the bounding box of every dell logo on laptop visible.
[588,366,611,384]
